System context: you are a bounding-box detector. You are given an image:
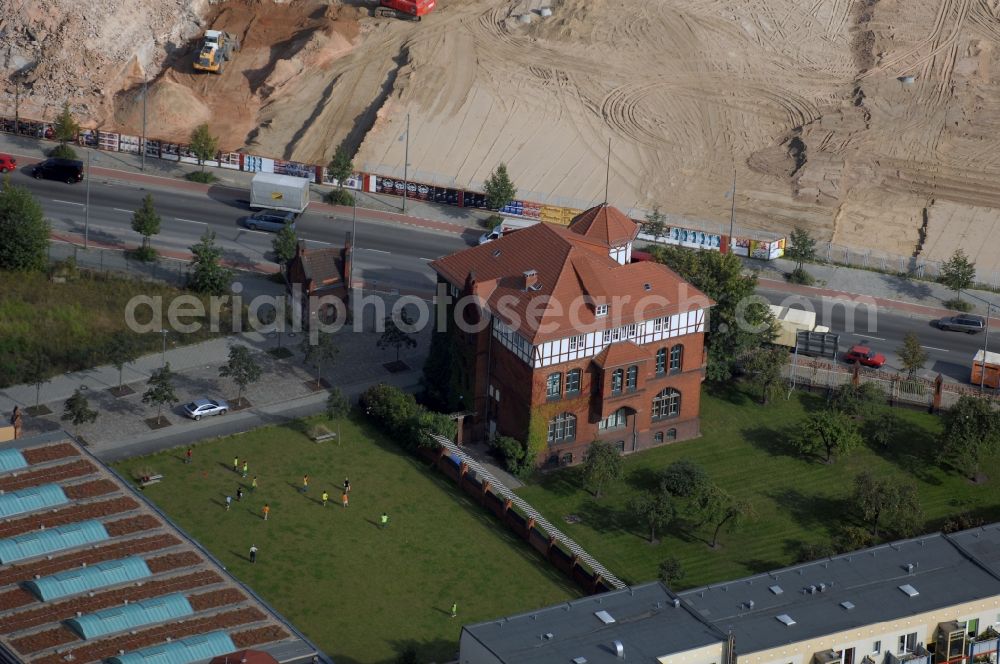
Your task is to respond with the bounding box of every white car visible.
[182,398,229,421]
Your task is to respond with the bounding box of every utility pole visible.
[350,193,357,290]
[402,112,410,214]
[728,167,737,249]
[981,303,994,392]
[84,149,92,249]
[141,74,147,172]
[14,77,20,135]
[161,330,168,368]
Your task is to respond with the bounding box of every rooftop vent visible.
[613,640,625,658]
[523,269,540,291]
[776,614,796,626]
[819,583,827,592]
[769,585,783,595]
[595,610,616,625]
[643,283,652,291]
[841,601,855,610]
[746,600,755,610]
[573,658,588,664]
[543,633,553,640]
[808,585,817,594]
[672,598,681,608]
[903,563,915,573]
[492,249,501,258]
[899,584,919,598]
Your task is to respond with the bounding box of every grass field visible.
[0,269,229,387]
[114,415,578,664]
[516,383,1000,589]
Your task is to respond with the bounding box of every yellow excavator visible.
[193,30,240,74]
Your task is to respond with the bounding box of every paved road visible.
[7,160,471,293]
[758,288,987,383]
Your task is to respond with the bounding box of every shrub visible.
[943,298,974,313]
[484,214,504,230]
[492,435,535,478]
[49,144,78,160]
[130,245,157,263]
[185,171,217,184]
[360,383,455,449]
[788,267,816,285]
[324,188,355,206]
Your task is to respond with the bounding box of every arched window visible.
[599,407,628,431]
[669,344,683,373]
[656,348,667,375]
[652,388,681,420]
[611,368,624,395]
[546,372,562,399]
[566,369,582,394]
[626,366,638,391]
[547,413,577,444]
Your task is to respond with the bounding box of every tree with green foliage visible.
[325,387,350,421]
[785,227,817,270]
[105,332,141,392]
[188,123,219,172]
[483,162,517,211]
[378,310,418,362]
[582,440,624,498]
[660,459,710,501]
[939,395,1000,480]
[62,387,98,437]
[272,225,298,273]
[20,350,50,410]
[142,364,178,424]
[218,345,261,407]
[657,556,685,587]
[188,230,232,295]
[649,245,774,380]
[52,102,80,145]
[940,249,976,301]
[830,382,886,420]
[643,205,667,239]
[0,181,50,272]
[834,525,874,553]
[627,488,674,543]
[130,193,161,260]
[793,409,863,463]
[851,471,922,539]
[301,331,339,387]
[742,346,789,404]
[327,145,354,188]
[697,484,755,548]
[897,332,928,380]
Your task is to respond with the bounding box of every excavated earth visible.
[3,0,1000,272]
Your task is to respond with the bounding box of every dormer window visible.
[595,304,609,317]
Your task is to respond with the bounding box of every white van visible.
[478,217,539,244]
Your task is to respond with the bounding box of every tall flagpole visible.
[604,137,611,205]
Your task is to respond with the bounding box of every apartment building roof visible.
[461,581,725,663]
[430,205,712,344]
[946,523,1000,577]
[678,532,1000,655]
[0,432,319,664]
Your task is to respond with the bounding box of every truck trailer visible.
[971,349,1000,389]
[768,305,831,348]
[250,173,311,214]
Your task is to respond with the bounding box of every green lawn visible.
[114,415,578,664]
[516,383,1000,589]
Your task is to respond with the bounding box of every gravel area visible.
[63,479,119,500]
[232,625,292,649]
[104,514,160,537]
[21,443,80,464]
[0,497,138,539]
[145,551,203,574]
[0,460,96,492]
[187,588,246,612]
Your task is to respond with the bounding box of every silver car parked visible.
[182,398,230,420]
[937,314,986,334]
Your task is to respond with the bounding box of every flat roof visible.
[0,432,321,664]
[461,581,725,663]
[678,532,1000,655]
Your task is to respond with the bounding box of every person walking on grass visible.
[185,447,192,464]
[321,490,329,507]
[249,544,257,564]
[242,461,249,479]
[301,474,309,493]
[380,512,389,528]
[343,478,351,494]
[251,476,258,492]
[236,487,244,502]
[341,492,349,509]
[262,503,270,521]
[451,602,458,618]
[233,456,239,473]
[225,495,232,511]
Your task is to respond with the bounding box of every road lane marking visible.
[241,229,270,235]
[920,346,950,352]
[305,239,332,245]
[113,208,132,213]
[854,334,885,341]
[52,199,84,207]
[419,257,435,261]
[175,217,207,225]
[365,248,390,254]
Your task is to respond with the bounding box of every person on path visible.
[236,487,244,502]
[185,447,192,464]
[301,474,309,493]
[11,406,22,440]
[249,544,258,564]
[321,490,329,507]
[341,492,349,509]
[251,476,258,492]
[451,602,458,618]
[343,478,351,494]
[262,504,270,521]
[380,512,389,528]
[225,495,232,511]
[242,461,249,478]
[233,456,239,473]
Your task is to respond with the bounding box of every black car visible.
[32,158,84,183]
[938,314,986,333]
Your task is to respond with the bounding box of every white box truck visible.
[250,173,311,214]
[768,305,830,348]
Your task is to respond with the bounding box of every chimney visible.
[523,269,539,291]
[343,232,353,290]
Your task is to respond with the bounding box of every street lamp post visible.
[402,113,410,214]
[140,74,147,172]
[350,193,357,290]
[981,304,994,391]
[84,149,92,249]
[160,330,167,368]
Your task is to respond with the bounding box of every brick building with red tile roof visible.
[429,204,714,467]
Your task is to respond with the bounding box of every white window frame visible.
[596,304,608,317]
